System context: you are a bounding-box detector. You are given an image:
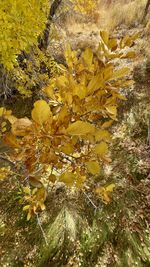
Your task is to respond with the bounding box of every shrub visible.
[0,31,137,219]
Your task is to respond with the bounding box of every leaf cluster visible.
[0,0,49,69]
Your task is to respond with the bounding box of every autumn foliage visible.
[0,31,137,220]
[0,0,49,69]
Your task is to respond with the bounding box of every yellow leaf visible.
[56,75,68,87]
[59,172,76,187]
[110,67,130,80]
[73,84,86,99]
[94,142,108,155]
[121,80,134,87]
[87,73,103,94]
[31,100,52,125]
[32,188,38,195]
[120,35,131,48]
[23,205,30,211]
[114,93,127,100]
[103,192,111,203]
[61,143,74,154]
[103,65,113,81]
[27,211,32,221]
[2,127,6,133]
[120,33,139,49]
[57,106,68,122]
[36,187,47,201]
[87,161,100,175]
[82,48,93,67]
[44,81,55,98]
[121,51,136,59]
[108,38,118,50]
[64,44,78,69]
[5,115,17,124]
[0,107,5,117]
[39,202,46,211]
[23,187,31,194]
[96,183,115,204]
[100,31,109,45]
[1,122,6,127]
[76,175,86,188]
[105,183,115,192]
[94,129,111,142]
[101,120,113,129]
[65,93,72,105]
[66,121,95,136]
[106,106,117,116]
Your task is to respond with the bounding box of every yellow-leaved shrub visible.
[0,31,138,219]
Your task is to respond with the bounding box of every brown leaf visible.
[11,118,32,136]
[3,132,20,148]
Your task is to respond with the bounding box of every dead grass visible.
[52,0,150,58]
[145,18,150,34]
[61,0,148,32]
[97,0,148,31]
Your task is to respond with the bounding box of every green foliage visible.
[0,0,49,69]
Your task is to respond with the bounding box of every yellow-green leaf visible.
[105,183,115,192]
[0,107,5,117]
[23,205,30,211]
[59,172,76,187]
[27,211,32,221]
[94,142,108,155]
[121,51,136,59]
[23,187,31,194]
[87,161,100,175]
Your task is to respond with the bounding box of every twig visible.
[147,118,150,146]
[0,155,16,167]
[36,212,48,246]
[83,191,98,211]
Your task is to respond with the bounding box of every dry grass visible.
[145,18,150,34]
[61,0,149,31]
[97,0,148,31]
[52,0,150,57]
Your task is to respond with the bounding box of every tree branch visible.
[39,0,62,50]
